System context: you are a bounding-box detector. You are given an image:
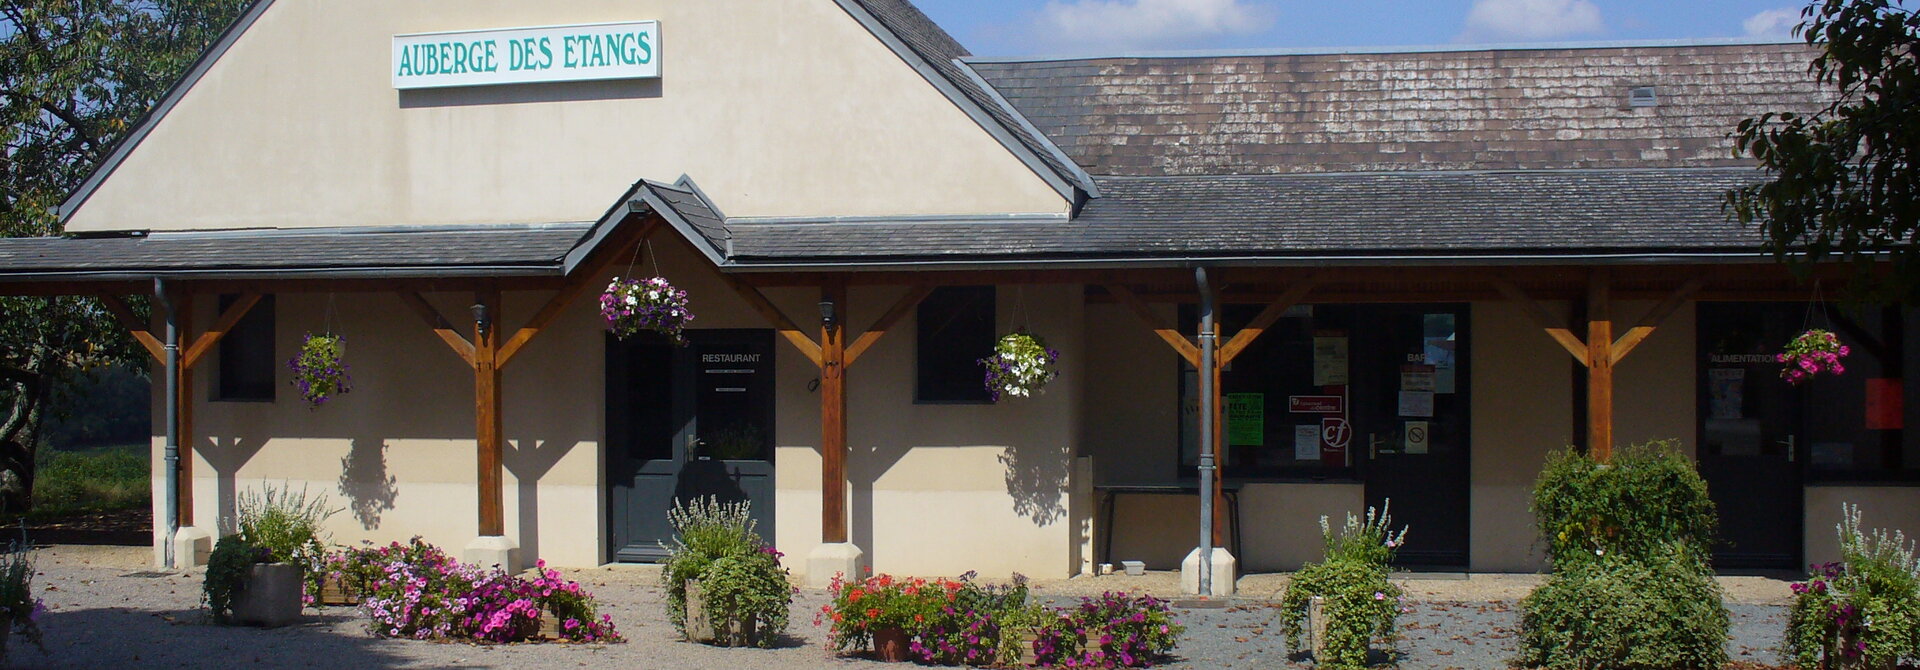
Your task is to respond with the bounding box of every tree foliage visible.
[1727,0,1920,303]
[0,0,251,511]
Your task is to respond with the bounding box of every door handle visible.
[1369,433,1385,460]
[686,435,705,461]
[1780,435,1796,462]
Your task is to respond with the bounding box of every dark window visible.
[216,294,276,401]
[916,286,996,403]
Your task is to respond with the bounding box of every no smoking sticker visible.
[1405,420,1429,454]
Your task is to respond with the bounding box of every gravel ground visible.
[6,546,1795,669]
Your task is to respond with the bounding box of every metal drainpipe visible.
[156,279,179,569]
[1195,266,1216,596]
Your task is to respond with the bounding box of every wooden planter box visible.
[316,574,361,606]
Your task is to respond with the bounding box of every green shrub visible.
[1784,504,1920,669]
[1516,544,1729,670]
[203,534,267,624]
[660,496,790,644]
[28,446,147,519]
[236,483,336,599]
[1532,440,1716,570]
[696,552,793,647]
[1280,504,1409,670]
[0,533,43,659]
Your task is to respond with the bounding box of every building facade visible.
[1,0,1913,590]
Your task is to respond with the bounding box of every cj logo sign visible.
[393,21,660,90]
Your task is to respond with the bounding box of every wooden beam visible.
[845,284,934,367]
[721,275,823,367]
[1209,357,1229,547]
[474,289,505,538]
[1218,277,1319,365]
[820,280,849,544]
[496,219,660,370]
[1105,284,1201,367]
[180,292,261,370]
[398,291,476,368]
[1587,271,1615,462]
[1609,279,1704,365]
[1492,279,1590,367]
[99,295,162,361]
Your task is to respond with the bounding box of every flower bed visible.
[1784,504,1920,669]
[1279,504,1410,670]
[819,570,1182,667]
[332,539,621,644]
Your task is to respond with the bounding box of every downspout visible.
[155,279,179,569]
[1195,267,1216,595]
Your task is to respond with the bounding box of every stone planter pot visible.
[683,578,760,647]
[1308,596,1328,660]
[1012,631,1041,667]
[230,563,303,627]
[871,627,911,662]
[537,611,563,640]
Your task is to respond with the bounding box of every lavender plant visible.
[1785,504,1920,668]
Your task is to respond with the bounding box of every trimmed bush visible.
[1515,543,1729,670]
[1784,504,1920,669]
[1279,504,1410,670]
[1531,440,1716,570]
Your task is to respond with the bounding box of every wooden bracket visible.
[496,218,660,370]
[100,295,163,361]
[845,284,934,367]
[399,291,476,368]
[1492,279,1590,367]
[719,275,823,367]
[181,292,262,369]
[1609,279,1704,365]
[1219,276,1319,365]
[1106,284,1201,367]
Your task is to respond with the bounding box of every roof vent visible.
[1627,86,1659,108]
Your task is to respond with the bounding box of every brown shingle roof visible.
[970,43,1832,177]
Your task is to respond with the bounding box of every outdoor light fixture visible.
[818,299,836,326]
[470,302,489,330]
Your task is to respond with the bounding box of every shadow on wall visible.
[338,438,398,530]
[506,437,578,563]
[204,436,266,535]
[999,443,1069,526]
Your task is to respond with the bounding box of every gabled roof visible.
[55,0,1094,224]
[0,224,590,281]
[971,41,1828,177]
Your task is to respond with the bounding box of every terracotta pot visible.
[871,627,911,662]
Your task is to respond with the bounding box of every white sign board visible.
[393,21,660,90]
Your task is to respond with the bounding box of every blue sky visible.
[913,0,1811,58]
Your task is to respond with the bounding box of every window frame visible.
[213,293,277,403]
[914,285,997,405]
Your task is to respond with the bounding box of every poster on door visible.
[1313,335,1349,386]
[1227,393,1265,446]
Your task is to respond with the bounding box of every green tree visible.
[0,0,252,512]
[1727,0,1920,303]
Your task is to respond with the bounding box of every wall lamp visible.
[818,299,836,327]
[470,302,490,330]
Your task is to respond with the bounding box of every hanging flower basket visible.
[979,331,1059,400]
[1778,328,1850,385]
[600,276,693,345]
[288,333,351,409]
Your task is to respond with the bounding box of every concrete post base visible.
[171,526,212,568]
[463,535,521,572]
[806,542,865,588]
[1180,547,1237,596]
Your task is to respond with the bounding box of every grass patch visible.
[30,444,148,520]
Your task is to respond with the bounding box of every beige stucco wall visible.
[73,0,1067,232]
[1467,300,1571,572]
[151,236,1090,576]
[1805,486,1920,568]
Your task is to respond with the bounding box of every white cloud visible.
[1459,0,1604,42]
[1030,0,1276,53]
[1743,8,1801,39]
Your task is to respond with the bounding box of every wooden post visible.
[175,290,195,529]
[1586,271,1614,462]
[821,281,849,544]
[474,289,504,537]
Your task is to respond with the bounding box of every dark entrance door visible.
[1354,305,1471,568]
[1697,303,1803,569]
[607,329,776,562]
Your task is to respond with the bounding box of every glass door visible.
[1355,305,1471,568]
